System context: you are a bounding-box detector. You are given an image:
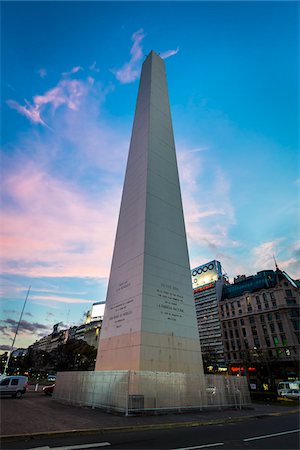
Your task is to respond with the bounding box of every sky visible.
[1,1,299,351]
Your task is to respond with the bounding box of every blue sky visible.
[1,1,299,351]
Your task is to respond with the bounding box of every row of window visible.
[224,332,288,352]
[225,347,294,362]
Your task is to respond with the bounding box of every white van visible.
[0,375,28,398]
[277,380,300,397]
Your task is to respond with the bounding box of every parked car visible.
[43,384,55,396]
[281,389,300,400]
[0,375,28,399]
[277,381,300,397]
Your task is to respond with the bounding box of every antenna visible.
[273,255,279,271]
[3,285,31,375]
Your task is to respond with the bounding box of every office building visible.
[191,260,226,368]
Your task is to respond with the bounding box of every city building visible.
[191,260,226,369]
[220,267,300,388]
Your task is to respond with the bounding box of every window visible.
[292,321,300,331]
[247,305,253,312]
[265,337,271,347]
[277,322,283,332]
[285,289,292,297]
[251,326,257,336]
[256,295,261,304]
[239,309,242,314]
[228,322,232,328]
[233,320,237,326]
[224,331,228,339]
[262,325,268,335]
[230,330,233,338]
[273,336,279,346]
[237,300,241,307]
[275,312,280,320]
[233,352,237,359]
[281,334,288,345]
[249,317,255,324]
[267,313,273,321]
[260,315,265,323]
[240,318,244,326]
[254,337,260,348]
[270,323,275,333]
[270,292,275,300]
[242,328,246,337]
[286,298,296,305]
[11,379,19,386]
[235,329,239,338]
[289,310,300,317]
[268,349,273,357]
[263,293,267,301]
[231,303,235,310]
[264,302,269,309]
[0,379,9,386]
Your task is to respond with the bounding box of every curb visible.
[1,409,299,443]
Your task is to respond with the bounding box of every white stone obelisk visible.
[96,51,203,375]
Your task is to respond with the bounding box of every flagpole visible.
[3,286,31,375]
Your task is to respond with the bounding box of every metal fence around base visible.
[53,370,251,415]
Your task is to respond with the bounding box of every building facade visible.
[191,260,226,368]
[220,268,300,387]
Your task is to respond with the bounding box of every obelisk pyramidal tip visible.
[96,49,203,374]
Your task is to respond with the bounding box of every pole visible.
[3,286,31,375]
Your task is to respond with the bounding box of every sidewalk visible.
[1,391,299,442]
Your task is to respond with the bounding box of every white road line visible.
[243,428,300,442]
[29,443,111,450]
[172,443,224,450]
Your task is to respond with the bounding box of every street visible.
[3,411,299,450]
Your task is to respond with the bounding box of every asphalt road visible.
[3,412,299,450]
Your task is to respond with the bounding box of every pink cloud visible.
[30,294,93,304]
[62,66,84,76]
[7,77,89,128]
[114,29,146,84]
[1,164,121,279]
[160,47,180,59]
[6,99,47,126]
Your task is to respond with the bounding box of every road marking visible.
[172,443,224,450]
[243,429,300,442]
[30,443,111,450]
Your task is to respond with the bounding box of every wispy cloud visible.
[178,146,237,251]
[160,47,179,59]
[7,76,89,128]
[62,66,83,76]
[7,99,48,127]
[252,238,284,270]
[114,29,146,84]
[38,68,47,78]
[30,294,93,305]
[89,61,100,73]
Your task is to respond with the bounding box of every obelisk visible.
[96,51,203,375]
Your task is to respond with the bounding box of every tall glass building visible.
[191,260,226,368]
